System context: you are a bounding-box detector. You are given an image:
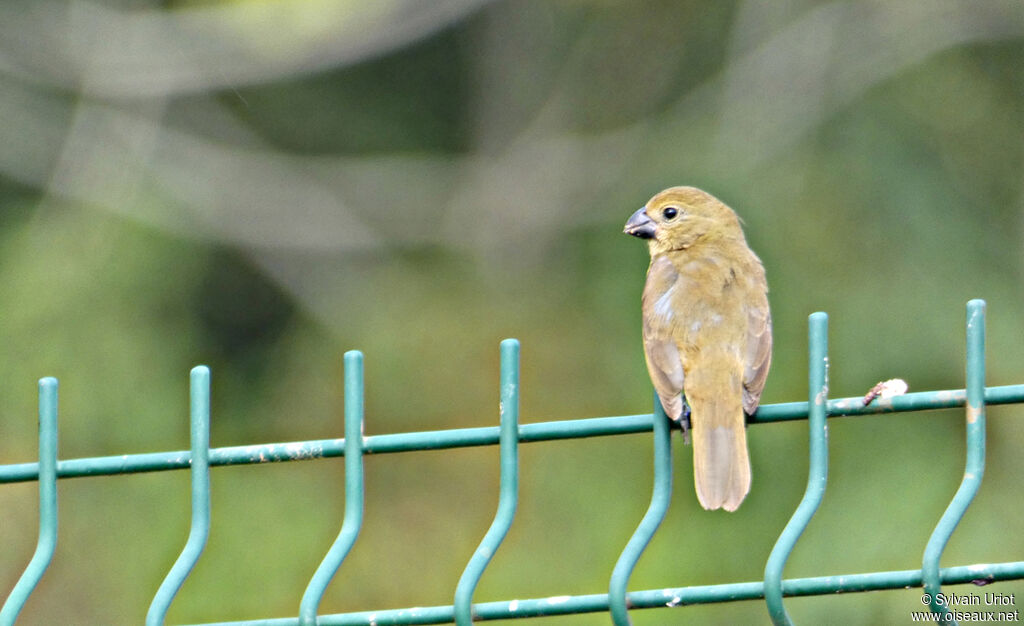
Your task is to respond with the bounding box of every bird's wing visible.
[742,300,772,415]
[642,257,685,420]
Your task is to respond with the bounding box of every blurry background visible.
[1,0,1023,623]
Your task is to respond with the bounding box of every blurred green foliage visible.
[1,1,1023,624]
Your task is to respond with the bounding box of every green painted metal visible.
[299,351,366,625]
[3,383,1024,484]
[146,366,212,626]
[0,378,58,626]
[453,339,520,625]
[922,299,987,624]
[4,300,1024,625]
[608,392,672,625]
[764,312,829,625]
[183,560,1024,626]
[2,383,1021,484]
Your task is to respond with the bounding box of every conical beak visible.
[623,207,656,239]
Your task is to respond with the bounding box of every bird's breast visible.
[646,252,751,352]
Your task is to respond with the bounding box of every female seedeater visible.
[625,186,772,511]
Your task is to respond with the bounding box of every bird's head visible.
[623,186,743,256]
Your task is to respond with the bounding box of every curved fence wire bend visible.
[2,299,1022,625]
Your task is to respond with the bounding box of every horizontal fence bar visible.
[3,384,1023,485]
[184,560,1024,626]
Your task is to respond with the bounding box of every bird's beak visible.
[624,207,656,239]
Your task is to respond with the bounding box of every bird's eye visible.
[662,207,679,220]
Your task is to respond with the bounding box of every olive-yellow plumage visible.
[624,186,772,512]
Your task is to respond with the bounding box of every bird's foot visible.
[678,401,692,445]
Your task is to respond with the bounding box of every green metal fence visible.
[2,298,1022,625]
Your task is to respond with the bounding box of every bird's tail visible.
[689,392,751,512]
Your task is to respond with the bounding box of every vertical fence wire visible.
[147,366,212,626]
[299,350,366,625]
[608,393,672,625]
[0,378,58,626]
[764,312,829,625]
[453,339,520,625]
[922,299,987,624]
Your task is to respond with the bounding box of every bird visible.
[624,186,772,512]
